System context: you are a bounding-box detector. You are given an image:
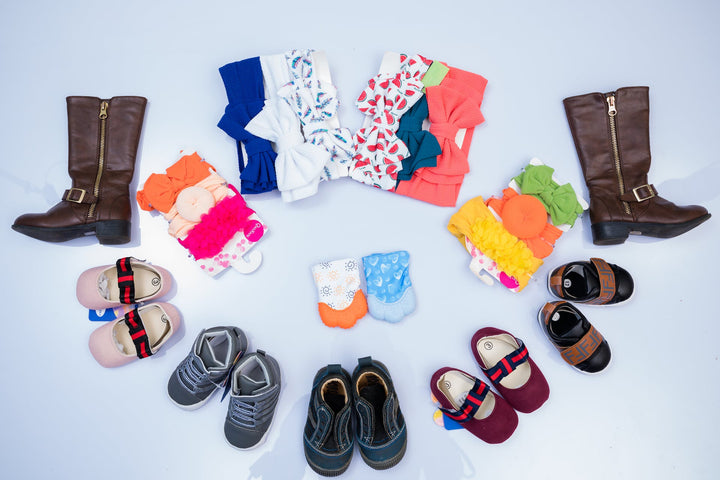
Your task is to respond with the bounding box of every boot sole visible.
[592,213,711,245]
[12,220,130,245]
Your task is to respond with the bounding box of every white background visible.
[1,1,719,479]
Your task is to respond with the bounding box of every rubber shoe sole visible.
[358,435,407,470]
[591,213,711,245]
[12,219,130,244]
[304,448,353,477]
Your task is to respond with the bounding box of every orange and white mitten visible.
[312,258,367,328]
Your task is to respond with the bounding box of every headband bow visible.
[513,164,584,226]
[136,152,216,213]
[394,67,487,206]
[217,57,278,194]
[246,99,330,202]
[420,84,486,183]
[279,79,354,180]
[395,96,442,183]
[350,54,430,190]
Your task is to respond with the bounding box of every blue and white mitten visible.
[362,250,416,323]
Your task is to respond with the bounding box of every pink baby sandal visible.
[77,257,172,309]
[88,302,181,368]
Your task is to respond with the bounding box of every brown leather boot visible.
[12,96,147,244]
[563,87,710,245]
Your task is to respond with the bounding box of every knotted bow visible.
[350,54,430,190]
[279,79,354,180]
[246,98,330,202]
[217,57,278,194]
[394,66,488,207]
[137,152,216,213]
[418,84,486,183]
[513,164,584,226]
[395,96,442,182]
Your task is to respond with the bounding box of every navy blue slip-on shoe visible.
[303,364,354,477]
[351,356,407,470]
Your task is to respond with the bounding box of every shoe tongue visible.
[197,334,230,369]
[238,374,267,395]
[198,338,223,368]
[233,359,268,395]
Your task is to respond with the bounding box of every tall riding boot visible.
[564,87,711,245]
[12,96,147,244]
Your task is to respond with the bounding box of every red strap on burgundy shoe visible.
[123,307,153,359]
[439,378,489,423]
[116,257,136,304]
[586,258,616,305]
[482,341,529,384]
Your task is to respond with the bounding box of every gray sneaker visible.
[224,350,281,450]
[167,326,248,410]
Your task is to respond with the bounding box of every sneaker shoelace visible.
[229,398,258,427]
[178,354,221,393]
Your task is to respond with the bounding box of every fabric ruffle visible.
[448,195,542,292]
[178,193,255,260]
[467,216,542,288]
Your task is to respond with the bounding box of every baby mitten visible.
[362,251,416,323]
[312,258,367,328]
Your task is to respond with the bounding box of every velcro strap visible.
[559,324,603,366]
[586,258,616,305]
[439,378,489,423]
[116,257,136,304]
[483,342,529,384]
[619,184,656,202]
[123,307,153,359]
[63,188,97,204]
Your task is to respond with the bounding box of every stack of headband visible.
[349,52,487,206]
[447,158,586,292]
[218,58,278,194]
[136,151,267,276]
[218,49,353,202]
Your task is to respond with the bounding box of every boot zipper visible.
[606,94,631,215]
[89,100,109,218]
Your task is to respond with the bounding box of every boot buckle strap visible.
[64,188,87,203]
[632,184,656,202]
[63,188,97,204]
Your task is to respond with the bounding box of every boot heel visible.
[95,220,131,245]
[592,222,630,245]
